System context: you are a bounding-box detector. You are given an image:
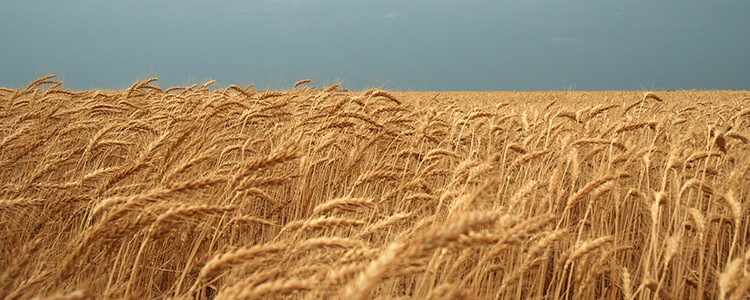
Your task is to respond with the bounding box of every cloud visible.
[225,0,348,15]
[550,37,576,43]
[385,12,397,19]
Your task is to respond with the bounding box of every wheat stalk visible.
[621,267,633,300]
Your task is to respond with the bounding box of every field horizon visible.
[1,76,749,300]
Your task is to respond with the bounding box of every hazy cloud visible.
[550,37,576,43]
[225,0,350,15]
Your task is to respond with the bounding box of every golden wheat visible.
[1,77,748,299]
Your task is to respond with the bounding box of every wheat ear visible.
[189,242,288,295]
[294,79,312,88]
[566,175,618,209]
[0,239,40,299]
[566,235,614,264]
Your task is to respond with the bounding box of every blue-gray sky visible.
[1,1,748,91]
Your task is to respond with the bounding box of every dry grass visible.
[1,75,750,299]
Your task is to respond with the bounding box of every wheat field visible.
[1,75,749,300]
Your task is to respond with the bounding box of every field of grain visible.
[1,75,749,300]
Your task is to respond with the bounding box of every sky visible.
[1,1,749,91]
